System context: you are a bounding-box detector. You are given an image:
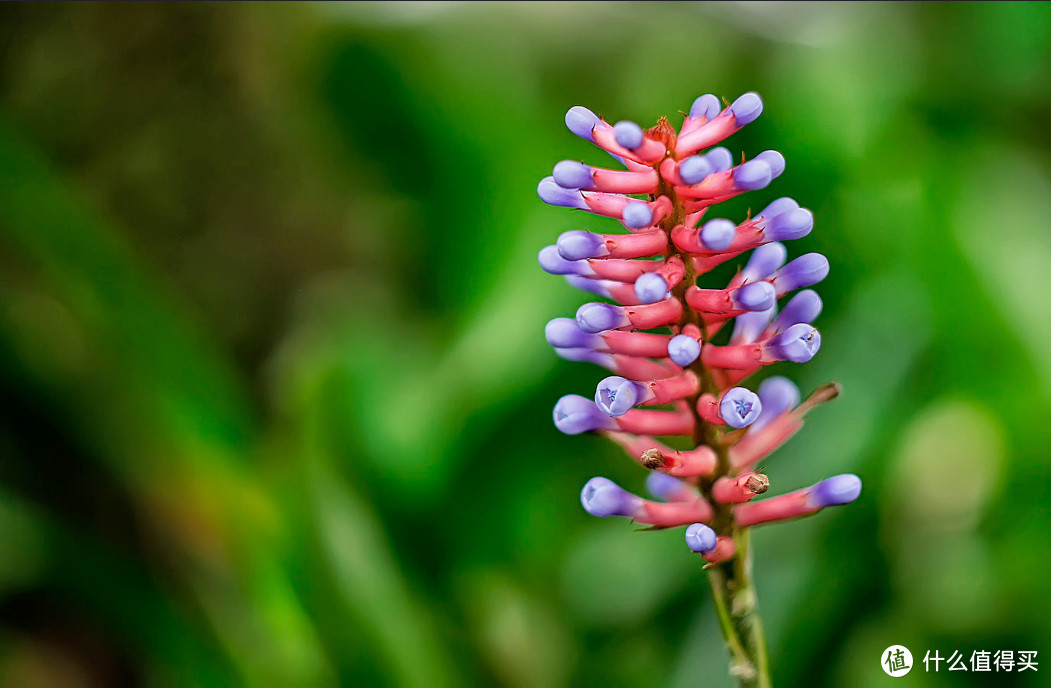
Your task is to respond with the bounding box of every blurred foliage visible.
[0,2,1049,686]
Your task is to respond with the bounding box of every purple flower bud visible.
[807,474,862,508]
[734,281,776,311]
[679,155,713,185]
[565,106,599,141]
[685,523,718,553]
[753,150,785,178]
[720,387,763,428]
[705,147,734,173]
[538,176,587,209]
[668,334,701,367]
[741,242,787,282]
[580,477,638,517]
[595,375,645,416]
[622,201,653,228]
[770,290,822,333]
[701,219,736,251]
[538,245,592,275]
[634,273,668,304]
[646,471,686,501]
[554,347,614,367]
[557,230,608,260]
[750,376,800,433]
[613,120,645,150]
[771,253,829,293]
[765,323,821,363]
[729,92,763,126]
[689,94,722,120]
[732,306,775,344]
[733,159,773,191]
[554,395,616,434]
[576,302,629,333]
[763,207,813,241]
[552,160,595,189]
[546,317,601,349]
[757,197,799,220]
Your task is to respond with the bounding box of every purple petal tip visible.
[734,281,776,312]
[552,160,595,190]
[566,106,599,141]
[576,302,627,333]
[706,147,734,173]
[595,375,641,416]
[685,523,718,553]
[767,323,821,363]
[720,387,763,428]
[634,273,668,304]
[729,92,763,126]
[689,94,722,121]
[557,230,606,260]
[622,201,653,228]
[808,474,862,508]
[545,317,600,349]
[613,120,644,150]
[646,471,685,501]
[667,334,701,367]
[679,155,713,185]
[538,176,586,209]
[701,218,736,251]
[733,159,773,191]
[764,207,813,241]
[581,477,635,517]
[554,395,614,434]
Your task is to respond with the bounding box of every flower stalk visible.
[539,92,860,687]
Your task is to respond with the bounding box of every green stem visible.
[706,529,770,688]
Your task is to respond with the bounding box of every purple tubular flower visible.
[757,197,799,220]
[634,273,668,303]
[622,201,654,228]
[538,176,587,209]
[576,302,630,333]
[581,477,640,517]
[753,150,785,178]
[557,230,608,260]
[733,281,776,311]
[538,245,594,276]
[554,347,614,367]
[646,471,687,501]
[762,207,813,241]
[685,523,718,553]
[595,376,645,416]
[552,161,595,189]
[720,387,763,428]
[706,147,734,173]
[770,290,822,332]
[741,242,787,282]
[749,376,800,433]
[679,155,713,185]
[733,158,773,191]
[613,120,645,150]
[765,323,821,363]
[771,253,830,293]
[546,317,601,349]
[554,395,617,434]
[732,306,776,344]
[565,106,599,141]
[806,474,862,508]
[729,92,763,125]
[701,219,736,251]
[690,94,722,120]
[668,334,701,366]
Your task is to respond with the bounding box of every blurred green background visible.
[0,2,1049,686]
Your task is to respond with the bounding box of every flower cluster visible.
[539,92,860,565]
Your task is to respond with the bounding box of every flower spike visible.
[541,92,858,684]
